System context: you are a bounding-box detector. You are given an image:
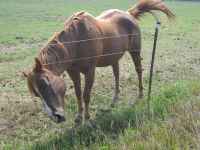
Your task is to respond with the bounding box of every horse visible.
[23,0,174,123]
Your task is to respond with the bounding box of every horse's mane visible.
[64,11,98,32]
[27,73,40,97]
[44,12,94,48]
[36,11,100,73]
[41,11,97,49]
[46,32,60,44]
[38,31,63,65]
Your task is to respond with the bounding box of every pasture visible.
[0,0,200,149]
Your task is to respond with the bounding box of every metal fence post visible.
[147,21,161,119]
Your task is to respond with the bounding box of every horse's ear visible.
[22,71,29,77]
[34,57,42,72]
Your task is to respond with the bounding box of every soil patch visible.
[0,44,17,53]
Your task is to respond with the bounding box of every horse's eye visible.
[39,79,46,88]
[36,78,53,102]
[37,78,49,92]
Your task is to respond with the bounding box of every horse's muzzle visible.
[54,110,65,123]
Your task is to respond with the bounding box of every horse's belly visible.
[96,51,124,67]
[95,19,130,67]
[96,40,128,67]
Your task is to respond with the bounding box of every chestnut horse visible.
[23,0,174,123]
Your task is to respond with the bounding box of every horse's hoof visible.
[110,103,115,108]
[138,93,144,99]
[128,100,136,106]
[84,119,96,128]
[113,96,119,102]
[111,96,119,107]
[84,112,91,122]
[110,101,117,107]
[74,114,82,125]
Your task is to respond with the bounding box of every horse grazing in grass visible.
[23,0,174,124]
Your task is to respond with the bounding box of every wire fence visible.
[1,28,192,99]
[37,31,155,66]
[0,31,150,104]
[0,3,198,134]
[42,48,143,66]
[2,1,200,149]
[1,27,198,96]
[45,33,142,46]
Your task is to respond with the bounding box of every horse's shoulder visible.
[47,32,58,42]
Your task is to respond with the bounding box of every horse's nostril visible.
[55,114,65,123]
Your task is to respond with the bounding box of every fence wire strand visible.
[44,33,142,46]
[37,32,154,66]
[42,48,142,66]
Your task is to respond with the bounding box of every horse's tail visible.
[128,0,175,21]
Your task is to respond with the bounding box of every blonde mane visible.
[47,32,60,43]
[64,11,97,31]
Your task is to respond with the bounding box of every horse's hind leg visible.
[129,51,143,98]
[111,62,120,107]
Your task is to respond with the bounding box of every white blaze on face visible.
[42,99,53,117]
[33,83,54,117]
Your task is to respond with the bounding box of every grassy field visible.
[0,0,200,149]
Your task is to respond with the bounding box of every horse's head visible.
[23,58,66,123]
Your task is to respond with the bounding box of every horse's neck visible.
[38,20,101,75]
[60,30,78,60]
[38,39,74,76]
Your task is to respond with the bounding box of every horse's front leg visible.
[111,62,120,107]
[83,68,95,120]
[67,69,83,124]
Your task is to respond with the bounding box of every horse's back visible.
[95,9,140,67]
[97,9,139,33]
[97,9,127,19]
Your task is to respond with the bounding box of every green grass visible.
[34,80,199,150]
[0,0,200,149]
[2,80,199,150]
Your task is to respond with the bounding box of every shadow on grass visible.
[31,102,147,150]
[31,80,197,150]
